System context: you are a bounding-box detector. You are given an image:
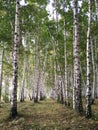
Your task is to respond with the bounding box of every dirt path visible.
[0,99,98,130]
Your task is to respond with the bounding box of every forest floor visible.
[0,99,98,130]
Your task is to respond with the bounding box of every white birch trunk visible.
[53,0,58,91]
[73,0,83,113]
[20,52,26,102]
[4,76,9,102]
[80,64,86,96]
[91,40,96,100]
[0,42,4,102]
[95,0,98,98]
[10,0,20,118]
[85,0,92,118]
[34,35,40,103]
[64,21,69,105]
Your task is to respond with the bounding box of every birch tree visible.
[73,0,83,113]
[91,40,96,101]
[52,0,59,94]
[20,51,27,102]
[95,0,98,98]
[85,0,92,118]
[0,42,4,102]
[64,21,69,106]
[10,0,20,118]
[34,34,40,103]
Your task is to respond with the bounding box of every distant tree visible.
[20,51,27,102]
[0,42,4,102]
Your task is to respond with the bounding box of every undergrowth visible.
[0,99,98,130]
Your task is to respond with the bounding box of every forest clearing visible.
[0,99,98,130]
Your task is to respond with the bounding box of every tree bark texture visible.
[10,0,20,118]
[85,0,92,118]
[73,0,83,113]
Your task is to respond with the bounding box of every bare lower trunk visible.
[96,67,98,98]
[58,76,64,104]
[60,82,64,104]
[80,64,86,97]
[20,52,26,102]
[91,40,96,101]
[34,34,40,103]
[4,76,9,103]
[20,86,25,102]
[34,71,40,103]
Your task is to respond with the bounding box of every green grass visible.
[0,99,98,130]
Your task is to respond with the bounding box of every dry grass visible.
[0,99,98,130]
